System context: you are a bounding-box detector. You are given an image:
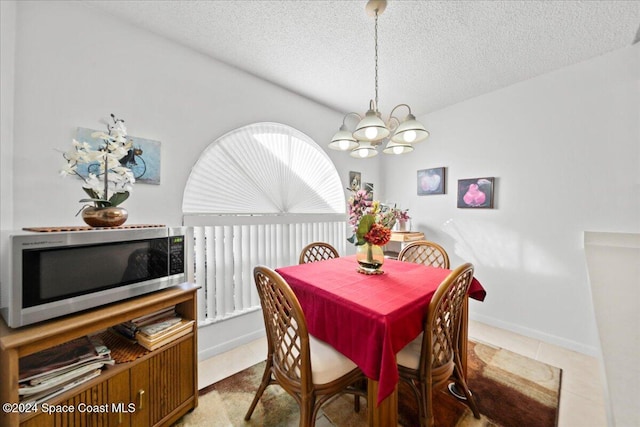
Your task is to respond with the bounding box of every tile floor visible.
[197,320,608,427]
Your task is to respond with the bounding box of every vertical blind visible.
[185,214,346,324]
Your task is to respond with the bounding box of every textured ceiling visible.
[86,0,639,117]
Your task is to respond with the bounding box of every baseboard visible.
[196,310,265,361]
[470,313,600,357]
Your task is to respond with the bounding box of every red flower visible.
[364,223,391,246]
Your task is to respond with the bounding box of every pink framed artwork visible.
[457,177,495,208]
[417,167,445,195]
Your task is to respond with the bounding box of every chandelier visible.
[329,0,429,159]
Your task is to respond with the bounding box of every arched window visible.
[182,122,344,214]
[182,123,346,324]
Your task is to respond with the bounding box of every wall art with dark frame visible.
[349,171,361,191]
[457,177,495,208]
[363,182,374,201]
[417,167,446,195]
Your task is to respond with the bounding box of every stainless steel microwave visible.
[1,227,187,328]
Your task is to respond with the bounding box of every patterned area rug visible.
[174,341,561,426]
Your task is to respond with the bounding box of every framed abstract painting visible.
[417,167,446,195]
[457,177,495,208]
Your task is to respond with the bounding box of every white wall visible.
[3,1,637,356]
[0,0,380,359]
[0,1,16,232]
[381,44,640,354]
[2,1,381,231]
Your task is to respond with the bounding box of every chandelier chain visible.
[328,0,429,157]
[374,9,379,112]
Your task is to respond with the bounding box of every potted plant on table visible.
[60,114,135,227]
[392,207,411,232]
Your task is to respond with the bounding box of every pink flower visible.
[347,189,372,231]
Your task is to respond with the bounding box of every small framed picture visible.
[417,167,445,195]
[457,177,495,208]
[349,171,361,191]
[363,182,374,201]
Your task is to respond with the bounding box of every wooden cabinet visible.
[19,370,131,427]
[130,359,150,427]
[0,283,199,427]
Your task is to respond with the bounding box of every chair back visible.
[253,266,312,392]
[420,263,474,385]
[299,242,340,264]
[398,240,450,269]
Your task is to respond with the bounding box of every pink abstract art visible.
[457,177,495,208]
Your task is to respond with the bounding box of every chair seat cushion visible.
[309,335,358,384]
[396,333,423,370]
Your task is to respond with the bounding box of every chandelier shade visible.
[328,0,429,158]
[391,114,430,144]
[328,124,359,151]
[350,141,378,158]
[383,140,413,155]
[353,108,391,142]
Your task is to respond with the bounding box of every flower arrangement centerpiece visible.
[60,114,135,227]
[347,189,396,273]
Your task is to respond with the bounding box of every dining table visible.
[276,255,486,426]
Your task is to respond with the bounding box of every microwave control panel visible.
[169,235,185,275]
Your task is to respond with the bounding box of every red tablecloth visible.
[276,255,486,404]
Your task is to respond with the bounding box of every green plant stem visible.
[102,152,108,208]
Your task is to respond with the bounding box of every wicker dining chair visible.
[398,240,450,269]
[396,263,480,427]
[298,242,339,264]
[245,266,365,427]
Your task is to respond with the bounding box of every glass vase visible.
[356,243,385,273]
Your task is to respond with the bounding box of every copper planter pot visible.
[82,206,128,227]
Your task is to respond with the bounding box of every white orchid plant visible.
[60,114,135,213]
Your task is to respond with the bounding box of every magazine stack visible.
[111,306,194,351]
[18,335,114,405]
